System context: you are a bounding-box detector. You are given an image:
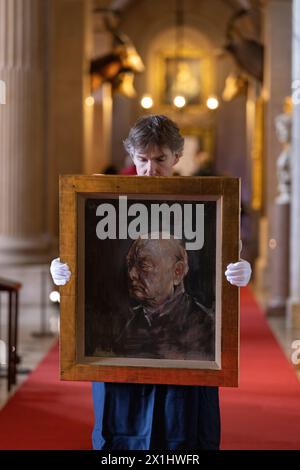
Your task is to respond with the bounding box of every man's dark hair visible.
[123,114,184,158]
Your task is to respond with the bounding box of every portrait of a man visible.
[83,196,217,364]
[114,235,214,360]
[60,168,241,386]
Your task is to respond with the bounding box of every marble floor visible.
[268,315,300,380]
[253,285,300,380]
[0,286,299,410]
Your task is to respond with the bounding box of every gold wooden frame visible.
[162,55,202,105]
[153,48,213,113]
[60,175,240,387]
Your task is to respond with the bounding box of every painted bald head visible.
[126,235,189,307]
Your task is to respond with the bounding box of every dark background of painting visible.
[84,197,216,356]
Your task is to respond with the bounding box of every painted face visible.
[127,241,177,306]
[132,146,179,177]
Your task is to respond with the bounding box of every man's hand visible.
[50,257,71,286]
[225,259,252,287]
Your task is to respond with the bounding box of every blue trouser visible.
[92,382,220,450]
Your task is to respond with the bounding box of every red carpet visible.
[0,344,93,450]
[0,288,299,449]
[221,288,300,449]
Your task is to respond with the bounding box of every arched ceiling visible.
[93,0,264,45]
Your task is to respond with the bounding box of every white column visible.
[287,0,300,327]
[0,0,50,265]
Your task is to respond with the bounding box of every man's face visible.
[132,145,179,176]
[127,241,177,306]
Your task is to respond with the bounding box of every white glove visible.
[50,257,71,286]
[225,259,251,287]
[49,256,251,287]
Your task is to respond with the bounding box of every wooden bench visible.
[0,277,22,391]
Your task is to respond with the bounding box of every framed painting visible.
[59,175,240,386]
[162,56,202,106]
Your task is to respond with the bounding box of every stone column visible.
[83,9,113,175]
[266,107,291,316]
[47,0,89,238]
[287,0,300,327]
[267,203,290,315]
[0,0,50,265]
[256,0,292,294]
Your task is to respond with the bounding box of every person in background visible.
[120,154,137,175]
[50,114,251,450]
[193,151,215,177]
[102,164,118,174]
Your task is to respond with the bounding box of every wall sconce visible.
[140,94,154,109]
[49,290,60,303]
[85,96,95,106]
[139,94,188,110]
[206,95,219,110]
[173,95,186,108]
